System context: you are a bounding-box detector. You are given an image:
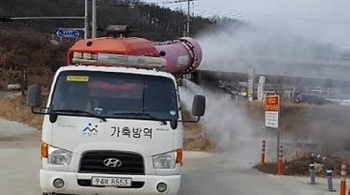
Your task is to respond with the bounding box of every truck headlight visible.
[48,145,73,166]
[152,151,177,169]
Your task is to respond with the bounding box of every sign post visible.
[265,95,280,161]
[56,29,80,38]
[257,76,266,100]
[247,67,255,102]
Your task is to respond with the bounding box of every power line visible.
[10,16,85,20]
[163,0,196,36]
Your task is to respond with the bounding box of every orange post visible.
[277,145,284,175]
[340,161,347,195]
[260,140,266,165]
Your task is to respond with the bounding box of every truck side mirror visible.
[192,95,205,117]
[26,84,42,108]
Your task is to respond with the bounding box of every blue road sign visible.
[56,29,80,38]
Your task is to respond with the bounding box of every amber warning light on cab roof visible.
[71,52,166,70]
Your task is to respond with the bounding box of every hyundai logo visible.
[103,158,122,167]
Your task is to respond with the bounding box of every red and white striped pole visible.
[340,161,347,195]
[260,140,266,165]
[277,145,283,175]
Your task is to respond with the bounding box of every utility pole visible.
[84,0,89,39]
[186,0,190,37]
[163,0,196,37]
[91,0,97,38]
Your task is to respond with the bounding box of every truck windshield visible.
[49,70,178,121]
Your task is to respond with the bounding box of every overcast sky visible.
[144,0,350,48]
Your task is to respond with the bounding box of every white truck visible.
[26,50,205,195]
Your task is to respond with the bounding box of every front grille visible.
[77,179,145,188]
[79,151,145,175]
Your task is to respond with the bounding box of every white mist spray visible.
[180,80,278,168]
[184,19,350,163]
[194,24,345,80]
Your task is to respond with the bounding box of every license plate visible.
[91,177,132,187]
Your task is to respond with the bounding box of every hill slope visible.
[0,0,242,40]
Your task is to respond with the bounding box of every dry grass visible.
[181,106,216,152]
[0,94,43,130]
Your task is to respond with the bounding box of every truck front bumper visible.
[40,169,181,195]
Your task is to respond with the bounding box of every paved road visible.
[0,118,41,195]
[0,118,341,195]
[180,152,339,195]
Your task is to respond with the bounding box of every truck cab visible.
[26,51,205,195]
